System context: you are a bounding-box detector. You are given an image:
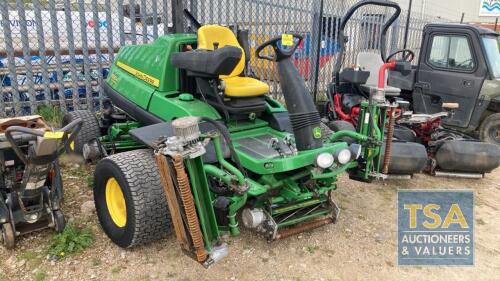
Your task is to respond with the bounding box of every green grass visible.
[306,245,319,254]
[87,175,94,189]
[91,258,101,266]
[36,104,65,127]
[19,251,44,268]
[49,223,94,258]
[111,266,121,274]
[476,218,486,225]
[34,270,47,281]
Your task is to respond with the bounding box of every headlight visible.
[335,149,352,165]
[349,143,362,160]
[316,153,334,168]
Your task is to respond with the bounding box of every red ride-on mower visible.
[0,115,82,248]
[395,103,500,178]
[324,0,499,178]
[324,0,428,179]
[324,44,499,178]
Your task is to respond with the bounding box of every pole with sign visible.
[479,0,500,17]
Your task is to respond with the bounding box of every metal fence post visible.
[390,17,400,56]
[33,0,52,107]
[152,0,159,38]
[310,0,324,102]
[16,0,37,113]
[163,0,170,35]
[48,0,67,111]
[190,0,198,22]
[105,0,115,62]
[118,0,126,46]
[91,0,105,110]
[130,0,138,44]
[172,0,185,33]
[78,0,94,110]
[140,0,148,44]
[0,0,21,116]
[63,0,82,110]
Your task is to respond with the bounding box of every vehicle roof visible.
[424,23,499,36]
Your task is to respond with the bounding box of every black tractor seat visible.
[171,46,243,78]
[170,25,271,119]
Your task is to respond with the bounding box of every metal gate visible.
[0,0,460,117]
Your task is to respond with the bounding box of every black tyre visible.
[393,125,417,142]
[479,113,500,146]
[51,162,64,202]
[1,223,15,249]
[93,149,172,248]
[62,110,101,154]
[327,120,356,143]
[53,210,66,233]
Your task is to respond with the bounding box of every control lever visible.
[442,102,459,119]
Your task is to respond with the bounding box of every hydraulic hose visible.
[198,117,246,176]
[328,130,369,143]
[212,135,245,187]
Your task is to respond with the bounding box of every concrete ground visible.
[0,163,498,281]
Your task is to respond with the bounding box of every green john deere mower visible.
[63,6,412,266]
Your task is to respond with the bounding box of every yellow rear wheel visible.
[105,177,127,228]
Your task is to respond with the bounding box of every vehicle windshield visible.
[482,35,500,78]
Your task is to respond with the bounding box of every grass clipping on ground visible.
[49,223,94,258]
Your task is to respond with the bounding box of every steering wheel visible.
[455,58,474,69]
[386,49,415,63]
[255,34,303,62]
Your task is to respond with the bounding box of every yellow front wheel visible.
[105,177,127,228]
[93,149,172,248]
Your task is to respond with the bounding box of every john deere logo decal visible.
[116,61,160,87]
[313,127,322,139]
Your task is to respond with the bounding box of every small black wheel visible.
[51,162,64,202]
[479,113,500,146]
[53,210,66,233]
[327,120,356,144]
[93,149,172,248]
[1,223,15,249]
[62,110,101,154]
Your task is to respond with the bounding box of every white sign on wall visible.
[479,0,500,17]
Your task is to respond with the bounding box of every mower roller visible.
[0,115,82,248]
[64,7,390,266]
[324,0,500,178]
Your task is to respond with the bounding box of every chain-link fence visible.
[0,0,461,117]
